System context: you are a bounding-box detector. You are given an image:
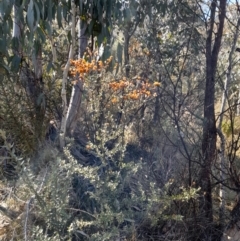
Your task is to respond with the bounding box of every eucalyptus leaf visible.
[67,31,72,43]
[46,62,53,73]
[0,64,9,75]
[47,0,53,22]
[37,93,45,106]
[36,26,46,43]
[27,0,34,31]
[42,20,52,36]
[1,1,12,21]
[62,4,68,21]
[0,38,7,55]
[57,5,63,28]
[97,0,103,22]
[11,37,20,52]
[10,55,22,72]
[33,1,40,31]
[88,19,95,35]
[117,42,123,65]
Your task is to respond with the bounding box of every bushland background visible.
[1,0,240,240]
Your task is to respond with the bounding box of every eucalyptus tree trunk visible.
[78,20,88,58]
[238,89,240,116]
[32,43,45,143]
[123,20,139,78]
[200,0,226,236]
[124,26,131,78]
[13,3,22,104]
[218,16,240,229]
[50,25,57,64]
[114,20,139,125]
[65,19,88,136]
[60,0,76,148]
[13,3,45,144]
[219,17,240,125]
[13,4,22,52]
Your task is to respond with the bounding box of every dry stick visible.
[24,168,48,241]
[216,128,226,228]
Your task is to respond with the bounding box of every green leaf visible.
[123,8,131,23]
[37,93,45,106]
[0,63,9,75]
[10,55,22,72]
[3,19,10,35]
[27,0,34,31]
[42,20,52,36]
[0,1,12,21]
[102,44,111,61]
[11,37,20,52]
[97,33,104,47]
[46,62,53,72]
[88,19,95,35]
[0,38,7,55]
[33,1,40,31]
[62,4,68,21]
[52,3,57,20]
[36,1,44,19]
[97,0,103,22]
[117,42,123,65]
[0,1,6,17]
[67,31,72,43]
[79,0,83,14]
[47,0,53,22]
[35,26,46,43]
[33,40,42,60]
[106,0,112,18]
[26,30,34,45]
[57,5,63,28]
[161,2,167,17]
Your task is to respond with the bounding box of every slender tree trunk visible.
[237,88,240,116]
[124,29,130,78]
[115,21,139,125]
[13,3,22,108]
[65,76,83,135]
[123,21,138,78]
[219,17,240,125]
[78,20,88,58]
[13,4,22,52]
[217,128,226,231]
[13,4,43,147]
[60,0,76,148]
[50,25,57,64]
[65,19,87,136]
[218,16,240,229]
[200,0,226,236]
[32,42,45,143]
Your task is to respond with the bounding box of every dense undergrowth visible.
[0,58,202,240]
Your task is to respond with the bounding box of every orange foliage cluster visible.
[70,56,113,78]
[70,54,161,104]
[126,90,141,100]
[109,77,159,103]
[109,80,129,90]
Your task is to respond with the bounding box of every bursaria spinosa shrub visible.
[0,134,199,240]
